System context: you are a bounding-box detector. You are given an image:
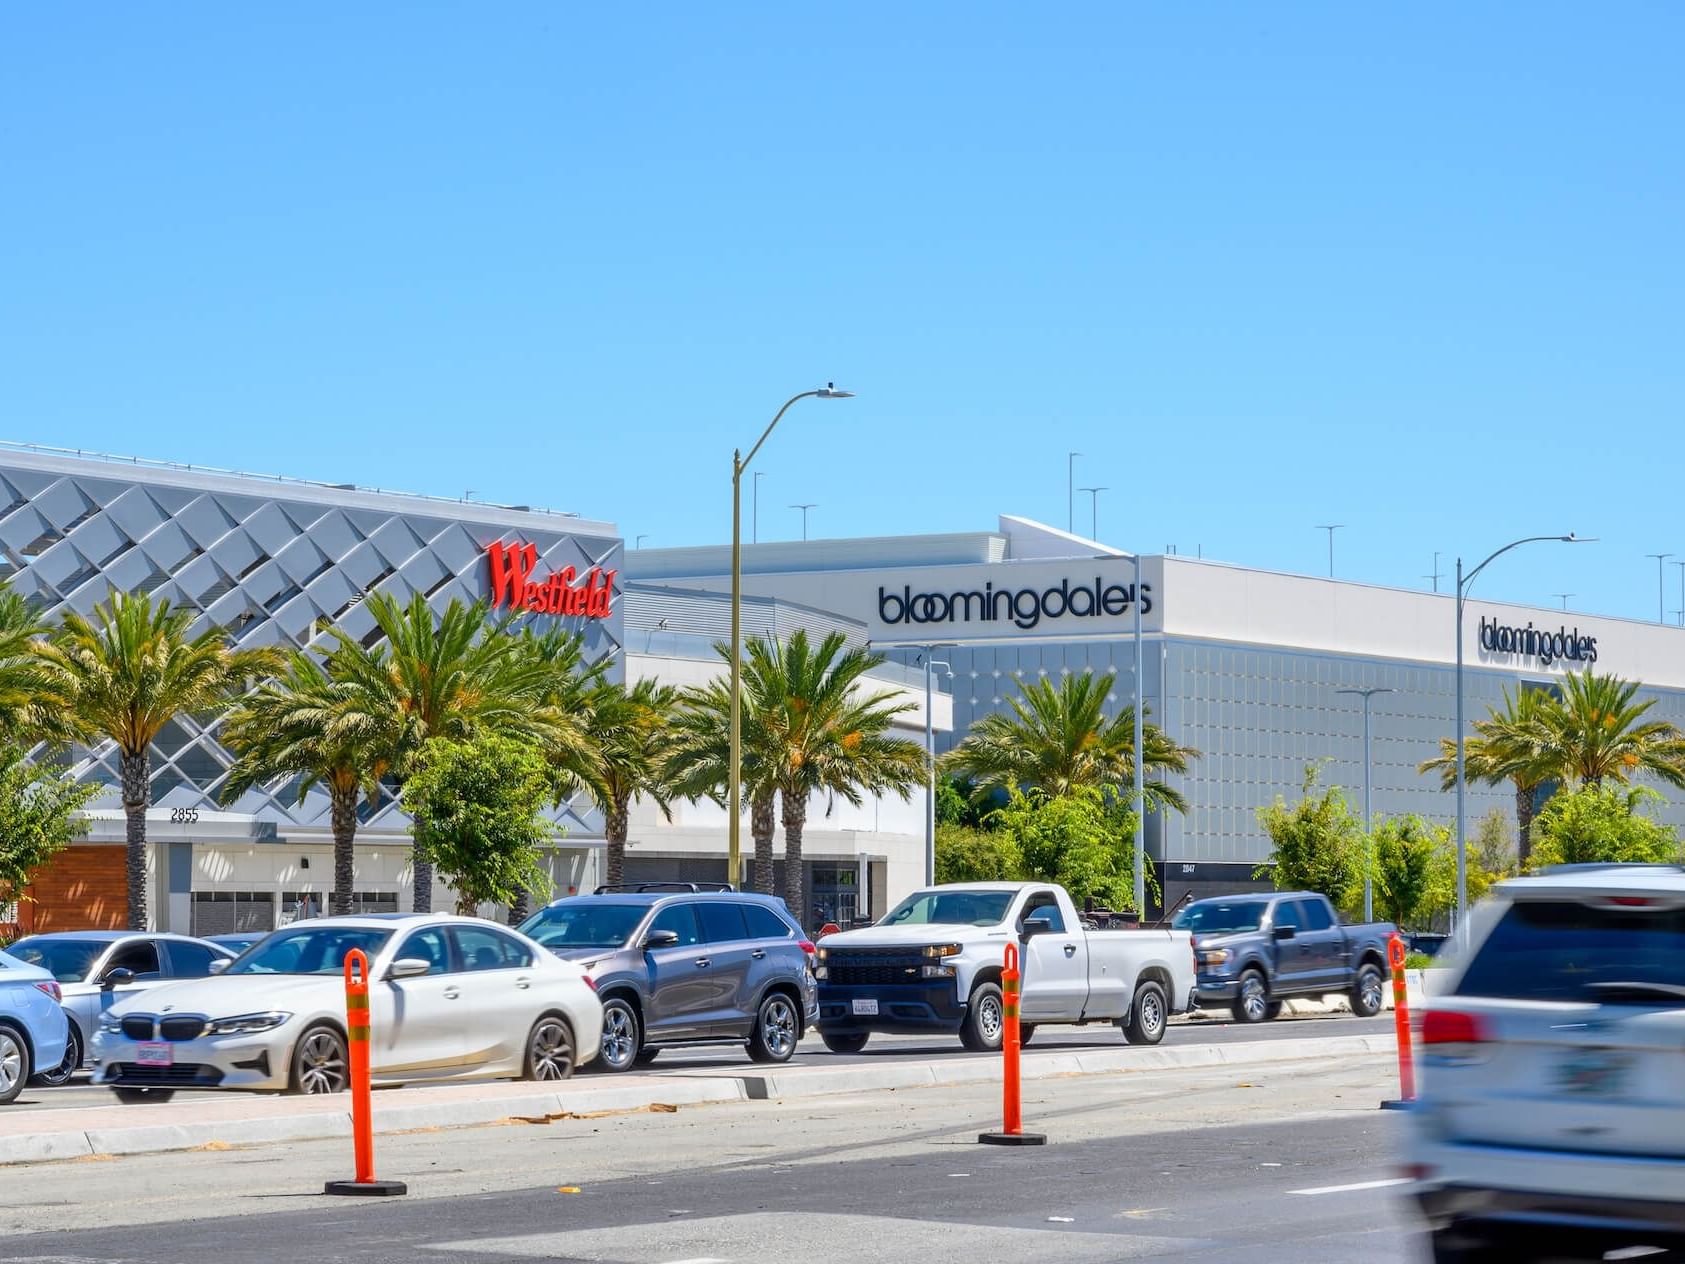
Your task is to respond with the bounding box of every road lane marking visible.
[1288,1178,1411,1196]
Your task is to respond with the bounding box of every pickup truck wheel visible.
[1350,963,1385,1018]
[1232,970,1270,1024]
[1264,1000,1284,1021]
[1017,1024,1035,1047]
[1125,981,1167,1045]
[820,1032,869,1054]
[960,983,1005,1052]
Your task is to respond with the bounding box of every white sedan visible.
[90,914,602,1101]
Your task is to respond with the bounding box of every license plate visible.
[1556,1048,1632,1097]
[851,998,879,1016]
[136,1041,174,1068]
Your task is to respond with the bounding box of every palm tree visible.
[37,591,284,929]
[667,674,783,894]
[0,585,65,744]
[1420,685,1559,868]
[575,678,683,888]
[741,631,926,925]
[942,671,1200,813]
[1545,670,1685,790]
[220,650,394,915]
[328,593,579,912]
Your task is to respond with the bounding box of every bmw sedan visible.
[90,914,602,1101]
[0,949,70,1104]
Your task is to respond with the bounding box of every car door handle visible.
[694,958,712,968]
[750,950,767,960]
[514,977,531,990]
[443,988,461,1000]
[1063,944,1077,958]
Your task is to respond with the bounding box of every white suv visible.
[1407,864,1685,1262]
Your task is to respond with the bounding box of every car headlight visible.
[814,965,828,980]
[922,944,961,959]
[1198,948,1231,967]
[98,1015,122,1034]
[816,946,829,962]
[920,964,957,979]
[207,1011,291,1035]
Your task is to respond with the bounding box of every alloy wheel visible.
[297,1030,348,1094]
[529,1019,575,1081]
[761,998,798,1059]
[1361,971,1384,1015]
[0,1032,21,1097]
[1241,976,1267,1022]
[600,1003,637,1070]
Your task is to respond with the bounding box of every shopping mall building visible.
[3,445,944,935]
[630,515,1685,911]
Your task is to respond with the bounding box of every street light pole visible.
[1454,533,1587,939]
[1646,554,1672,623]
[923,651,952,887]
[1079,486,1107,541]
[730,386,853,889]
[1677,560,1685,628]
[1133,551,1146,918]
[1316,525,1344,577]
[791,503,817,541]
[1336,686,1394,922]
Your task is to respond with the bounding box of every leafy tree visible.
[1544,671,1685,790]
[935,773,992,828]
[986,785,1149,911]
[37,591,283,929]
[1423,832,1501,927]
[934,823,1024,884]
[1255,763,1363,908]
[575,678,683,888]
[1420,685,1558,868]
[1473,808,1517,878]
[0,747,100,912]
[1368,815,1438,929]
[221,650,393,915]
[943,672,1199,815]
[402,735,556,915]
[1528,783,1680,870]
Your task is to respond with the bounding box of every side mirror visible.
[1020,917,1054,939]
[386,957,433,980]
[1272,925,1296,941]
[208,959,230,975]
[101,967,136,989]
[642,929,680,950]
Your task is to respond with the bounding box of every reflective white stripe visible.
[1288,1178,1411,1196]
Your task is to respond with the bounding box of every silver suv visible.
[518,885,819,1073]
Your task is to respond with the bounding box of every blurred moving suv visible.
[518,886,818,1072]
[0,948,69,1104]
[1407,865,1685,1262]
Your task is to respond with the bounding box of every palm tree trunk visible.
[605,794,630,888]
[751,790,776,894]
[412,847,433,913]
[329,782,358,916]
[780,789,808,931]
[119,750,149,930]
[507,889,530,926]
[1516,782,1536,872]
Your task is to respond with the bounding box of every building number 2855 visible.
[169,807,200,824]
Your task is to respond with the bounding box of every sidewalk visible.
[0,1031,1396,1166]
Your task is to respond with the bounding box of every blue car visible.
[0,948,70,1104]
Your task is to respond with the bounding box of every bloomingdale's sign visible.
[1478,616,1599,667]
[878,575,1153,631]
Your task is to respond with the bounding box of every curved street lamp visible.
[729,385,853,890]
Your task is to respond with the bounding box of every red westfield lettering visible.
[485,541,615,618]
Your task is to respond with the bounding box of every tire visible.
[959,982,1005,1052]
[0,1027,28,1105]
[633,1048,661,1066]
[1018,1024,1036,1047]
[747,992,801,1064]
[32,1023,81,1088]
[1125,981,1168,1045]
[289,1024,350,1095]
[522,1014,576,1082]
[112,1085,175,1104]
[1264,1000,1284,1021]
[596,996,640,1074]
[821,1032,869,1054]
[1350,963,1385,1018]
[1231,970,1270,1024]
[1429,1225,1498,1264]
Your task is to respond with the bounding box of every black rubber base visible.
[1379,1099,1414,1112]
[978,1131,1048,1146]
[324,1179,409,1196]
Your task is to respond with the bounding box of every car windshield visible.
[1172,901,1269,934]
[1457,899,1685,1004]
[6,938,106,983]
[882,891,1016,928]
[227,926,393,975]
[518,902,648,949]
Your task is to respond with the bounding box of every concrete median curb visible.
[0,1032,1391,1166]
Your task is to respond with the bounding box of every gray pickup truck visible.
[1172,891,1394,1023]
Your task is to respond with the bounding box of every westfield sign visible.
[485,542,616,618]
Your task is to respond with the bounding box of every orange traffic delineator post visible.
[979,941,1046,1146]
[1380,932,1415,1111]
[325,948,407,1196]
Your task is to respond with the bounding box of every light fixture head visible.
[817,382,855,399]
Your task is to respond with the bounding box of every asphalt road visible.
[3,1054,1419,1262]
[13,1010,1393,1113]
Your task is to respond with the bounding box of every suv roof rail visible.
[590,882,738,895]
[1536,863,1685,875]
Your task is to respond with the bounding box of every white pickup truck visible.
[813,882,1197,1053]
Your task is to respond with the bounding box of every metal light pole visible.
[730,386,853,888]
[1336,687,1394,922]
[1316,525,1344,577]
[1552,593,1574,611]
[1133,551,1146,917]
[1677,561,1685,627]
[753,471,767,543]
[1455,533,1586,939]
[1079,486,1107,541]
[922,651,952,887]
[635,534,649,549]
[791,503,817,541]
[1067,452,1081,534]
[1425,552,1442,593]
[1646,554,1672,623]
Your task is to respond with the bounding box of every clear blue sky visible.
[4,5,1683,622]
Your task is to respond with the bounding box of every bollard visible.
[1380,932,1415,1111]
[979,941,1046,1146]
[325,948,407,1196]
